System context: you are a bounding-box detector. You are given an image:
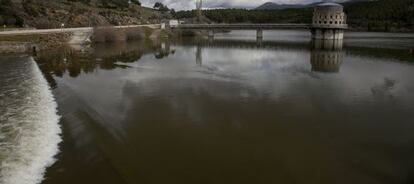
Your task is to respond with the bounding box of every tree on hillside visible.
[0,0,12,6]
[130,0,141,6]
[67,0,92,4]
[173,0,413,31]
[101,0,129,8]
[153,2,169,12]
[153,2,162,9]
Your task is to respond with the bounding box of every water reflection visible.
[257,37,263,46]
[193,38,345,74]
[310,39,344,73]
[36,33,414,184]
[196,44,202,66]
[155,42,176,59]
[35,37,412,89]
[36,41,161,88]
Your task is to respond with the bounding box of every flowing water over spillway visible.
[0,57,61,184]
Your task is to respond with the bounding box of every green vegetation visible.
[175,0,414,32]
[0,0,167,28]
[91,27,151,43]
[130,0,141,6]
[0,0,412,32]
[175,8,312,24]
[153,2,175,14]
[35,39,161,87]
[344,0,414,31]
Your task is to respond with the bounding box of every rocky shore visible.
[0,26,172,54]
[0,32,72,54]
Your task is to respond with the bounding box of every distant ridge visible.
[255,2,307,10]
[254,0,369,10]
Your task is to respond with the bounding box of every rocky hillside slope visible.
[0,0,169,29]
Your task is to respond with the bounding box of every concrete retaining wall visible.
[0,42,38,54]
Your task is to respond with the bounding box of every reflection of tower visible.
[256,36,263,47]
[196,44,202,66]
[162,41,171,53]
[310,39,344,73]
[155,41,172,59]
[208,33,214,43]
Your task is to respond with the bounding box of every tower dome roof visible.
[317,2,343,7]
[314,2,343,11]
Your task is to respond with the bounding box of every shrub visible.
[92,26,146,42]
[16,16,24,27]
[92,27,126,43]
[124,27,144,41]
[131,0,141,6]
[5,17,16,25]
[179,30,198,37]
[35,19,57,29]
[0,0,12,6]
[23,2,41,17]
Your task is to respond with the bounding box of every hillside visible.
[344,0,414,31]
[255,2,307,10]
[254,1,371,11]
[0,0,169,29]
[175,0,414,32]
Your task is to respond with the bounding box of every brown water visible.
[3,30,414,184]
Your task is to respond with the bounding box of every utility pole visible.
[196,0,203,22]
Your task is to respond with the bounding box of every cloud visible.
[140,0,348,10]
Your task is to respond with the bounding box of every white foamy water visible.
[0,57,61,184]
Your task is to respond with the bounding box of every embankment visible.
[0,25,163,54]
[0,32,72,54]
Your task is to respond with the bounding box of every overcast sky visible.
[140,0,347,10]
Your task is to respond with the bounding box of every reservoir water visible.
[1,30,414,184]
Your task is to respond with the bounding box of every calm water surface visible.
[2,30,414,184]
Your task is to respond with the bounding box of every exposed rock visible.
[0,0,167,28]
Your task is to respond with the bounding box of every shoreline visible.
[0,25,166,54]
[1,27,413,54]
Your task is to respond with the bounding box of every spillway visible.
[0,56,61,184]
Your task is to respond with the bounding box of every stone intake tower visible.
[311,3,348,40]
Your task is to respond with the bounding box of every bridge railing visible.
[310,24,348,29]
[175,23,311,30]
